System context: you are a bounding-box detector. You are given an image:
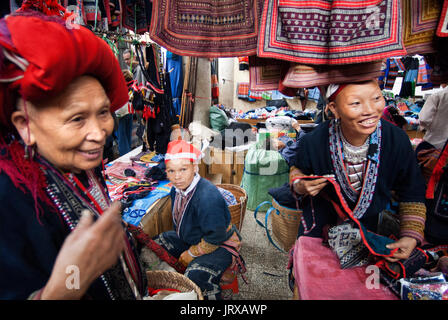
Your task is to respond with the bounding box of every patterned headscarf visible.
[326,84,348,102]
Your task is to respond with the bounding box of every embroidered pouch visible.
[376,248,429,280]
[327,222,371,269]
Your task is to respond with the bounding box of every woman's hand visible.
[40,202,126,300]
[293,177,329,197]
[385,236,418,262]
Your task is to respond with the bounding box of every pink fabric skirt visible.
[292,236,398,300]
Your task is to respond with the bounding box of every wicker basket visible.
[271,198,302,252]
[217,184,248,231]
[146,270,204,300]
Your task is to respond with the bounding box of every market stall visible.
[2,0,448,303]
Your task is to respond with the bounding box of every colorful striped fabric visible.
[384,59,399,90]
[237,82,250,99]
[149,0,264,57]
[249,56,287,93]
[417,57,431,86]
[281,61,383,88]
[436,0,448,37]
[402,0,441,54]
[248,90,263,100]
[257,0,406,65]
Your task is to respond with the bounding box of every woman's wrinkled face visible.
[329,80,385,144]
[166,159,197,191]
[15,76,114,173]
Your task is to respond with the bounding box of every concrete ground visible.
[233,208,293,300]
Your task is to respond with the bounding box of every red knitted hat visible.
[0,11,128,132]
[165,140,203,163]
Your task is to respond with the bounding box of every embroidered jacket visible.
[293,119,426,241]
[170,177,233,247]
[0,166,146,300]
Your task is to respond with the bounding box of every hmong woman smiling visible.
[290,80,427,264]
[0,12,147,299]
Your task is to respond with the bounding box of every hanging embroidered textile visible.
[281,61,384,88]
[416,56,433,90]
[402,0,441,55]
[257,0,406,65]
[121,0,152,34]
[249,56,287,93]
[61,0,122,29]
[237,82,250,100]
[149,0,264,57]
[436,0,448,37]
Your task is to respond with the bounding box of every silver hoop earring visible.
[24,144,35,160]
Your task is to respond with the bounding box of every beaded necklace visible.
[65,171,142,300]
[40,157,142,299]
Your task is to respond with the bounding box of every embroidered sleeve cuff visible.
[189,239,219,257]
[399,202,426,244]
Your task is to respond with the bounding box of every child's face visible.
[166,158,197,191]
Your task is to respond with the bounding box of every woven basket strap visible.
[253,201,272,228]
[238,196,245,231]
[253,201,287,253]
[264,206,287,253]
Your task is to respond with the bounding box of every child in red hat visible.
[154,139,244,300]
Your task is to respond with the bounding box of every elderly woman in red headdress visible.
[289,80,428,273]
[0,12,147,299]
[153,139,244,300]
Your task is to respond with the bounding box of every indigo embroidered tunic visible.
[170,177,232,246]
[0,169,145,300]
[293,119,426,238]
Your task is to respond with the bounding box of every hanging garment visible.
[166,51,183,117]
[378,59,388,90]
[257,0,405,65]
[237,82,250,100]
[399,57,420,98]
[384,59,400,90]
[108,0,121,28]
[238,56,249,71]
[417,56,433,90]
[83,0,102,22]
[402,0,441,55]
[149,0,264,57]
[211,59,219,100]
[249,56,288,93]
[436,0,448,37]
[281,61,383,89]
[9,0,20,13]
[121,0,152,33]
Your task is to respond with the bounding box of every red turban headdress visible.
[0,11,128,132]
[0,11,129,218]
